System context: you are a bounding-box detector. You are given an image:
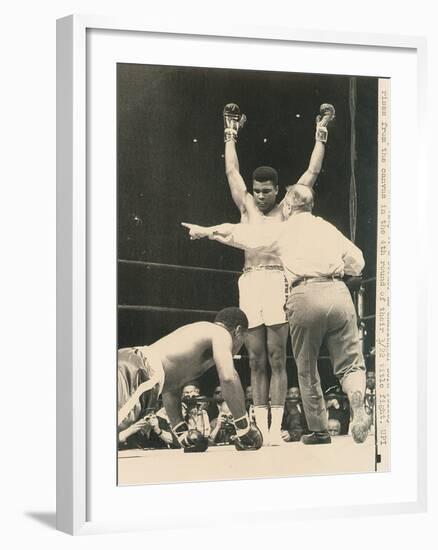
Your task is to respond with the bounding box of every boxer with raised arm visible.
[221,103,335,445]
[118,307,263,452]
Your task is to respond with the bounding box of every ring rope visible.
[361,276,376,285]
[118,259,241,276]
[119,259,377,287]
[119,305,217,315]
[234,353,374,361]
[119,305,376,322]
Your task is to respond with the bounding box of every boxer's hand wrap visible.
[234,414,263,450]
[315,103,336,143]
[223,103,246,143]
[233,413,251,437]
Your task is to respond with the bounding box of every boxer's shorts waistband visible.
[242,265,283,274]
[290,275,342,290]
[132,345,165,395]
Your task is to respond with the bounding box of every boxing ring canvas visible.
[57,15,427,535]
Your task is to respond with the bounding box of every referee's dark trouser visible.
[285,280,365,433]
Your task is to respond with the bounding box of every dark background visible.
[117,63,378,394]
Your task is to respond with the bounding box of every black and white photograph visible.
[116,63,390,485]
[2,0,434,541]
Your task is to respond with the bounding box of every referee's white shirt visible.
[228,212,365,287]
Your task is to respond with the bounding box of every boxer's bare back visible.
[148,322,242,393]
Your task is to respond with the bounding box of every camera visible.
[221,415,236,444]
[183,394,208,410]
[222,414,234,428]
[182,394,198,410]
[285,396,300,406]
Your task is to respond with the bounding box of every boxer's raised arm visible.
[295,142,326,189]
[294,104,335,189]
[225,140,249,212]
[223,103,255,214]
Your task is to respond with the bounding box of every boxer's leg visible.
[239,272,270,443]
[266,323,288,445]
[261,270,289,444]
[245,325,270,443]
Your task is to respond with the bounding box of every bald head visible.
[283,184,314,217]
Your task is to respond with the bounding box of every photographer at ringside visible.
[209,401,237,445]
[328,418,342,437]
[245,385,256,424]
[182,384,211,438]
[324,385,350,435]
[281,386,308,442]
[153,383,211,448]
[207,385,224,422]
[118,410,175,450]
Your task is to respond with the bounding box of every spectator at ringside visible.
[245,385,256,424]
[328,418,341,437]
[182,382,201,399]
[183,390,211,437]
[324,385,350,435]
[245,385,253,406]
[155,407,180,448]
[209,401,237,445]
[281,386,308,442]
[118,409,176,449]
[207,385,224,422]
[154,384,211,448]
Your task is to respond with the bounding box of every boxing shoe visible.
[301,431,332,445]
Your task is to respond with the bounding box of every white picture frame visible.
[56,14,427,535]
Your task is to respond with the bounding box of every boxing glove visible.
[234,425,263,451]
[173,422,209,452]
[223,103,246,143]
[315,103,336,143]
[183,429,209,453]
[233,413,263,451]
